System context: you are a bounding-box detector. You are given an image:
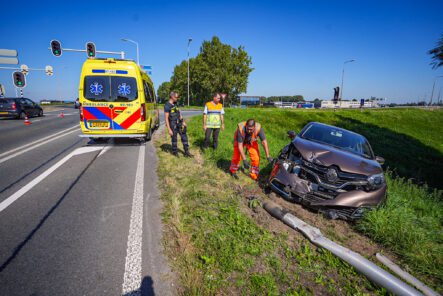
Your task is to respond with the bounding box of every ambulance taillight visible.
[79,104,84,121]
[141,103,146,121]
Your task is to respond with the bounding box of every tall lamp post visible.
[429,75,443,106]
[121,38,139,65]
[340,59,355,105]
[187,37,192,106]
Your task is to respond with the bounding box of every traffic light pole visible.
[49,48,125,59]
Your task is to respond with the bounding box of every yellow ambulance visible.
[78,58,159,140]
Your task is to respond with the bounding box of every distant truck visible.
[297,103,314,109]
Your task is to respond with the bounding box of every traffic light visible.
[51,40,62,57]
[86,42,96,58]
[13,71,26,88]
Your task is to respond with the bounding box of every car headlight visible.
[367,173,385,190]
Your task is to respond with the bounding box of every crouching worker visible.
[230,119,272,180]
[164,91,192,158]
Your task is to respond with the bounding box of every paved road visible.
[0,107,201,295]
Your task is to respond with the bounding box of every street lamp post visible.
[187,38,192,107]
[429,75,443,106]
[340,59,355,106]
[121,38,139,65]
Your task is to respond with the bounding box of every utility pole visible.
[340,59,355,107]
[187,38,192,107]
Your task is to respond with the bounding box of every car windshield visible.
[301,124,374,159]
[83,76,138,102]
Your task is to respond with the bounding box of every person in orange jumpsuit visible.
[230,119,272,180]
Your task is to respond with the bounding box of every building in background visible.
[321,100,378,108]
[237,96,264,107]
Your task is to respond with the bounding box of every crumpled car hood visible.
[293,137,382,176]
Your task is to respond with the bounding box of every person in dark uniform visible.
[164,91,192,157]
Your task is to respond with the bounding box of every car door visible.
[26,99,37,116]
[19,99,30,115]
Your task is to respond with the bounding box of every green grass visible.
[184,107,443,287]
[156,128,385,295]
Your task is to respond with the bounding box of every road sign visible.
[0,49,18,57]
[21,64,29,75]
[45,65,54,76]
[360,98,365,107]
[0,84,5,96]
[0,57,19,65]
[143,65,152,70]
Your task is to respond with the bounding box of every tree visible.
[168,36,254,106]
[157,81,171,103]
[428,34,443,69]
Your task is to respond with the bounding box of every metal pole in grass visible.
[340,59,355,107]
[429,75,443,106]
[187,37,192,107]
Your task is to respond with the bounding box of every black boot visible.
[184,151,193,158]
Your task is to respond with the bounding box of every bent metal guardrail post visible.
[263,201,425,296]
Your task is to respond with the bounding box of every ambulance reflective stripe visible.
[119,107,142,129]
[205,102,223,128]
[82,107,141,130]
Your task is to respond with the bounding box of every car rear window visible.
[0,99,15,104]
[83,76,138,102]
[301,124,374,159]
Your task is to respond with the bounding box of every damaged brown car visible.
[269,122,386,220]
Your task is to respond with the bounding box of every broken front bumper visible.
[269,161,387,219]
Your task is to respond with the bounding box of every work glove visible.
[243,160,250,170]
[267,157,274,163]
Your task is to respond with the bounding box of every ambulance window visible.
[111,77,138,102]
[144,82,154,103]
[143,81,151,102]
[84,76,110,101]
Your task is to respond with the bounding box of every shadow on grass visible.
[216,159,231,173]
[160,143,185,156]
[336,115,443,190]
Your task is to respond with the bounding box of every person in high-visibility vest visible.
[230,119,272,180]
[203,92,224,149]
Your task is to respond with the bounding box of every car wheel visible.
[19,112,26,120]
[38,110,43,117]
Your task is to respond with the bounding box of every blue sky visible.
[1,0,442,103]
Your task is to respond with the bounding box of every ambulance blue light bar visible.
[92,69,128,74]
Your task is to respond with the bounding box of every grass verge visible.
[155,127,387,295]
[156,108,443,293]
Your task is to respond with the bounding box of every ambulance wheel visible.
[145,127,152,141]
[154,118,160,130]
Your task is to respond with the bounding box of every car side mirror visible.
[287,130,297,140]
[375,156,385,165]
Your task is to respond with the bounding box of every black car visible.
[0,97,44,119]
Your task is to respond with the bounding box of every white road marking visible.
[0,127,80,165]
[122,145,145,296]
[0,125,79,159]
[0,146,109,213]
